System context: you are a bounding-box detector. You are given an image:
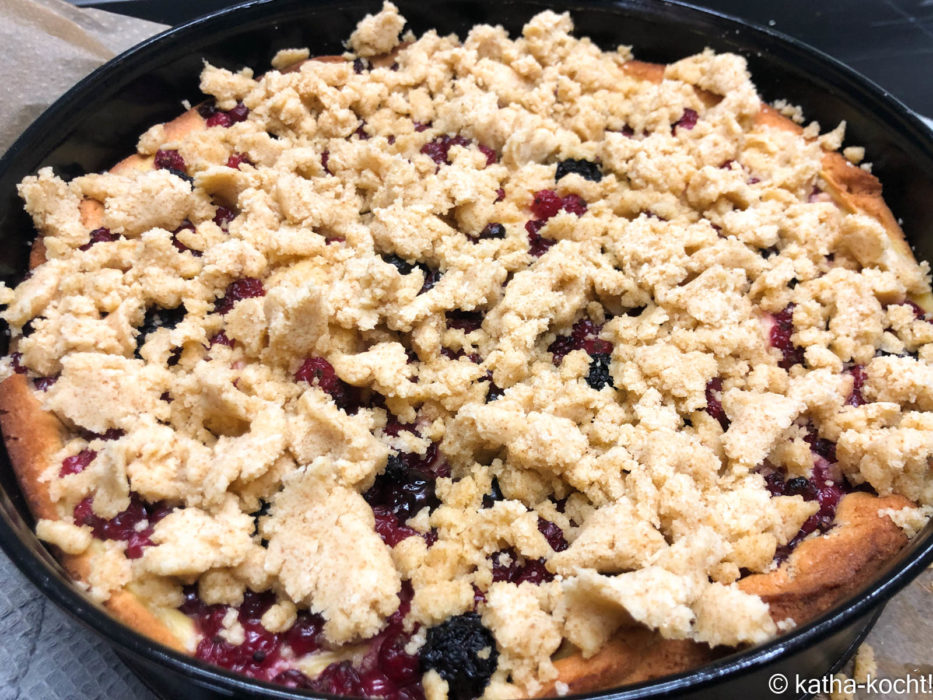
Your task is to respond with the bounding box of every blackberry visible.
[421,613,498,700]
[555,158,602,182]
[383,254,415,275]
[585,352,613,390]
[482,477,504,508]
[783,477,816,500]
[135,304,187,359]
[476,223,506,240]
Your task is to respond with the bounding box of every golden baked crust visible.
[1,5,931,697]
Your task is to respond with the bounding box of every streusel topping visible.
[3,3,932,697]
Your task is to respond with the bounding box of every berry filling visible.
[705,378,729,430]
[548,318,613,365]
[846,364,867,406]
[199,101,250,128]
[526,190,587,257]
[446,310,484,332]
[213,205,237,231]
[154,149,189,181]
[79,227,117,251]
[420,134,496,167]
[226,153,252,169]
[537,517,568,552]
[673,108,699,131]
[180,582,424,699]
[364,443,448,547]
[770,304,804,369]
[491,549,553,585]
[73,493,171,559]
[215,278,265,315]
[295,356,360,412]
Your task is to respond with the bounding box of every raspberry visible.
[60,449,96,477]
[530,190,563,220]
[215,278,265,315]
[478,144,497,166]
[549,318,612,365]
[154,149,187,175]
[673,108,699,131]
[204,101,249,127]
[226,153,251,169]
[491,549,553,585]
[555,159,602,182]
[421,613,498,700]
[421,134,473,166]
[526,220,555,257]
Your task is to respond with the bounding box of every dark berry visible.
[354,120,370,140]
[784,476,817,500]
[846,365,866,406]
[673,108,699,132]
[620,125,635,138]
[213,205,237,231]
[549,318,612,365]
[295,356,359,412]
[10,352,25,374]
[474,223,505,240]
[207,331,235,348]
[478,144,497,166]
[285,610,326,657]
[383,254,415,275]
[322,150,331,174]
[495,188,506,202]
[154,149,186,173]
[135,304,187,359]
[215,278,265,315]
[770,305,804,369]
[585,353,613,390]
[421,613,498,700]
[485,380,504,403]
[418,264,441,294]
[705,378,729,430]
[446,310,483,332]
[526,220,554,257]
[482,477,504,508]
[226,153,251,169]
[205,101,249,128]
[79,227,117,251]
[555,159,602,182]
[561,194,587,217]
[413,121,432,132]
[310,661,363,696]
[33,376,58,391]
[537,517,568,552]
[60,449,96,477]
[353,57,368,73]
[73,493,169,559]
[491,549,553,585]
[421,134,473,166]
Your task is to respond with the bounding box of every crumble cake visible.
[1,3,931,698]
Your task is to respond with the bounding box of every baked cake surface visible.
[0,3,931,698]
